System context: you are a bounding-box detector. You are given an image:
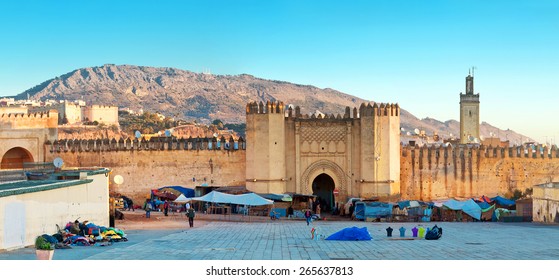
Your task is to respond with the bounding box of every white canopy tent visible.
[191,191,273,206]
[173,194,192,204]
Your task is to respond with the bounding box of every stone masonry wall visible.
[400,144,559,201]
[45,137,246,205]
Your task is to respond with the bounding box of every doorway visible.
[1,147,33,169]
[312,173,335,212]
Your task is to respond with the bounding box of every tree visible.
[212,119,224,129]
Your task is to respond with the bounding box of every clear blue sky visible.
[1,0,558,143]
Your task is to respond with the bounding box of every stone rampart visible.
[400,144,559,201]
[44,136,246,204]
[0,110,58,129]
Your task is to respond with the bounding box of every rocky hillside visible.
[17,64,533,143]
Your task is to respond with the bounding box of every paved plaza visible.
[1,220,559,260]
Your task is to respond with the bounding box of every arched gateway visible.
[245,100,401,202]
[1,147,34,169]
[312,174,335,212]
[301,159,346,212]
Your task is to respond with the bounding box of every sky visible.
[0,0,558,144]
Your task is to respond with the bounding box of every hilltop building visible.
[26,100,119,126]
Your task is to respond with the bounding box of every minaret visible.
[459,69,480,144]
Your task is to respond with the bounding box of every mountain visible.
[17,64,533,143]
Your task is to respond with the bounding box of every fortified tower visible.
[359,103,401,199]
[245,101,287,194]
[460,70,480,144]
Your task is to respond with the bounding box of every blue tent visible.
[397,200,420,209]
[443,199,481,220]
[159,186,195,197]
[354,202,393,220]
[325,227,372,241]
[476,201,491,209]
[491,196,516,207]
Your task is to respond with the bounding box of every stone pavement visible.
[2,220,559,260]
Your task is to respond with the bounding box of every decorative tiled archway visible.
[300,159,347,195]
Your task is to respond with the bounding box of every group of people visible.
[142,199,196,228]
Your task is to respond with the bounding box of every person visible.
[186,207,195,227]
[185,201,191,211]
[144,199,152,218]
[312,199,317,213]
[349,203,355,220]
[332,202,339,215]
[127,198,134,211]
[304,209,312,226]
[287,204,294,219]
[316,203,321,219]
[270,209,279,220]
[163,201,169,216]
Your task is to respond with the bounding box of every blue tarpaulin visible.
[443,199,481,220]
[325,227,372,241]
[397,200,420,209]
[354,202,393,220]
[476,201,491,209]
[491,196,516,207]
[159,186,195,197]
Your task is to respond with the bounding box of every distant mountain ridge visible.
[16,64,533,143]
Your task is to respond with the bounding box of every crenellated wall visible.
[0,110,58,168]
[44,136,246,204]
[0,110,58,130]
[400,144,559,201]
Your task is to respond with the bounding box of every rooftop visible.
[0,167,109,198]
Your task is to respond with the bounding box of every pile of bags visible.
[42,219,128,249]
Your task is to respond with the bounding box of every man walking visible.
[163,200,169,216]
[186,207,196,228]
[144,199,152,218]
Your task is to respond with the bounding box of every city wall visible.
[43,137,559,204]
[400,144,559,201]
[45,137,246,205]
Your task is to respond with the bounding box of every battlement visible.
[88,105,117,109]
[359,102,400,117]
[0,109,58,129]
[1,109,56,119]
[459,94,479,103]
[401,143,559,160]
[246,101,285,114]
[284,102,399,120]
[46,136,246,153]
